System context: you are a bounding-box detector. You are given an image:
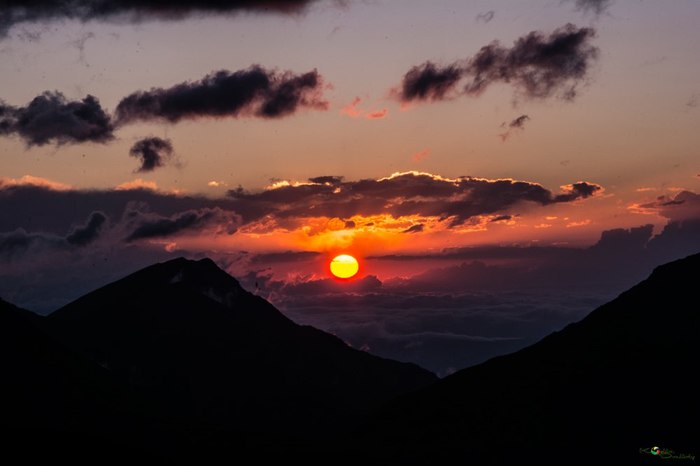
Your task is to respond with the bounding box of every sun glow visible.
[330,254,360,279]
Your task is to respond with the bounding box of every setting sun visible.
[330,254,360,279]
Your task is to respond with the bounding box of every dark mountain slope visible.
[47,257,437,435]
[358,252,700,465]
[0,298,150,461]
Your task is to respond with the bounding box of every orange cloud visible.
[340,96,388,120]
[0,175,72,191]
[411,149,431,162]
[115,178,159,191]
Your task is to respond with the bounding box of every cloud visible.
[65,211,107,246]
[639,191,700,222]
[398,62,464,102]
[115,66,328,125]
[229,171,602,227]
[411,149,430,162]
[0,175,72,191]
[115,179,159,191]
[129,137,174,172]
[340,97,388,120]
[567,0,613,15]
[0,172,602,242]
[0,229,65,260]
[0,0,321,38]
[403,224,424,234]
[0,210,107,259]
[476,11,495,24]
[499,114,530,141]
[553,182,601,202]
[397,24,598,103]
[125,207,240,242]
[0,92,113,146]
[308,176,343,185]
[509,115,530,129]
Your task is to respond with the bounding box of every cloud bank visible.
[229,171,602,226]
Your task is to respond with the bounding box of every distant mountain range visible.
[1,254,697,464]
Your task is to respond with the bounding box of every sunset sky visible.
[1,0,699,374]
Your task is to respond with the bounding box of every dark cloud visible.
[568,0,613,15]
[125,207,239,242]
[308,176,343,185]
[397,24,598,103]
[0,210,107,259]
[490,215,512,223]
[398,62,463,102]
[475,11,495,23]
[228,171,601,227]
[640,191,700,222]
[499,115,530,141]
[509,114,530,128]
[403,224,424,234]
[0,173,602,238]
[552,182,601,202]
[0,0,321,38]
[0,229,64,260]
[344,220,356,229]
[0,92,113,146]
[65,211,107,246]
[129,137,173,172]
[115,66,327,125]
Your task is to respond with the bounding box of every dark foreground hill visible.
[46,257,436,438]
[356,253,700,465]
[0,298,152,461]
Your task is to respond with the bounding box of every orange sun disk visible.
[330,254,359,279]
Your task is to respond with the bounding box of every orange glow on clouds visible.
[340,96,388,120]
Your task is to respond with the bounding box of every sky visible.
[1,0,699,375]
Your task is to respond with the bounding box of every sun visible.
[330,254,359,279]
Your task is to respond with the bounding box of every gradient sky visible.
[1,0,699,374]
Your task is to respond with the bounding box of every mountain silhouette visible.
[45,257,436,439]
[357,252,700,465]
[0,298,151,461]
[3,253,697,463]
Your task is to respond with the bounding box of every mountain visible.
[357,252,700,465]
[46,257,436,441]
[0,298,150,461]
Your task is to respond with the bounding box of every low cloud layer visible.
[125,207,240,242]
[130,137,173,172]
[0,0,320,38]
[229,171,602,227]
[115,67,328,124]
[0,92,113,146]
[398,24,598,103]
[0,210,106,259]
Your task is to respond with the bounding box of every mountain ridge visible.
[46,257,437,436]
[356,252,700,465]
